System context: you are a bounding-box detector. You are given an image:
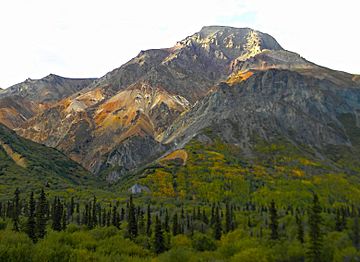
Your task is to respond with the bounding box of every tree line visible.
[0,189,359,260]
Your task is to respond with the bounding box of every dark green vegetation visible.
[1,189,360,261]
[0,124,112,200]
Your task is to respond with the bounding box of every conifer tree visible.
[26,192,37,243]
[138,210,145,234]
[112,205,120,229]
[164,209,170,233]
[269,200,279,240]
[341,208,347,230]
[154,215,166,254]
[62,209,67,231]
[101,208,106,227]
[247,216,252,228]
[210,204,215,225]
[353,215,359,250]
[172,212,179,236]
[12,188,20,232]
[121,207,125,221]
[76,203,80,225]
[87,201,93,229]
[225,202,232,233]
[70,197,75,220]
[214,206,222,240]
[92,196,97,227]
[106,210,111,227]
[127,195,138,239]
[146,204,152,237]
[296,212,304,244]
[36,189,47,239]
[202,209,209,225]
[307,193,323,262]
[335,209,342,231]
[52,197,62,231]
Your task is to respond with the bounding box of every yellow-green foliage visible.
[138,137,360,208]
[140,140,250,202]
[0,226,151,262]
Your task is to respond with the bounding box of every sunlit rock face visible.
[13,26,360,182]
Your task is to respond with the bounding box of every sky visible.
[0,0,359,88]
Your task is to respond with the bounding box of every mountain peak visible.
[176,26,283,61]
[199,25,252,35]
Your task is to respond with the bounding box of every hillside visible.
[0,124,103,199]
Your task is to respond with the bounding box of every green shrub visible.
[0,230,33,262]
[191,233,217,252]
[157,247,197,262]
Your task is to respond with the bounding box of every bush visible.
[97,235,149,258]
[191,233,217,252]
[158,247,197,262]
[231,247,273,262]
[0,230,33,262]
[171,234,192,248]
[0,220,7,230]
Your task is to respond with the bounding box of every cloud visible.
[0,0,359,87]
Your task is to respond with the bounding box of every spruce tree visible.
[52,197,62,231]
[154,215,166,254]
[127,195,138,239]
[70,197,75,220]
[225,202,232,233]
[121,207,125,221]
[269,200,279,240]
[172,213,179,236]
[146,204,152,237]
[353,215,359,250]
[62,209,67,231]
[202,209,209,225]
[214,206,222,240]
[26,192,37,243]
[341,208,347,230]
[335,209,342,231]
[307,193,323,262]
[87,201,93,229]
[164,209,170,233]
[295,212,304,244]
[101,208,106,227]
[12,188,20,232]
[138,210,145,234]
[112,205,120,229]
[36,189,47,239]
[92,196,97,227]
[210,204,215,225]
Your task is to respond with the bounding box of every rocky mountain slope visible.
[164,69,360,150]
[0,74,95,128]
[13,26,360,182]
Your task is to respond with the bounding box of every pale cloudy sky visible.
[0,0,359,88]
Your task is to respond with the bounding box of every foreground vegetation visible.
[1,188,360,261]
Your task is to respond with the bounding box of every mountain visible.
[164,69,360,158]
[0,123,99,198]
[0,74,96,128]
[14,26,360,183]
